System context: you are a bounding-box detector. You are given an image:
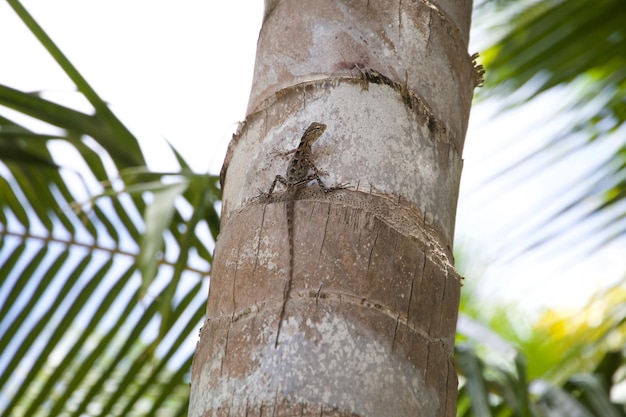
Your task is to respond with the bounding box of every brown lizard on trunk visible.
[265,122,334,347]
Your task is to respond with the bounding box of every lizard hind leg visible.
[267,174,288,196]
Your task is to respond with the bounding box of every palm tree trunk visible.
[190,1,477,416]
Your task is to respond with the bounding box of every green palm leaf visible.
[456,281,626,416]
[476,0,626,252]
[0,2,219,416]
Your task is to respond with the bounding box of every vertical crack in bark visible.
[390,230,401,351]
[390,232,400,301]
[254,204,269,281]
[406,255,418,322]
[426,8,433,55]
[316,284,323,306]
[318,203,332,261]
[443,354,452,415]
[392,315,400,352]
[398,0,403,34]
[424,337,431,383]
[419,254,428,335]
[423,256,433,335]
[222,245,241,376]
[365,226,380,275]
[438,265,449,338]
[356,227,363,248]
[233,245,240,312]
[222,323,229,376]
[272,386,280,417]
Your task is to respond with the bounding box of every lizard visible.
[264,122,335,347]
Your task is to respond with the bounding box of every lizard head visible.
[302,122,327,145]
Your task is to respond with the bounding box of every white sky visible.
[1,1,624,316]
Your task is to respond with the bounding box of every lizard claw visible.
[271,149,295,159]
[255,189,270,201]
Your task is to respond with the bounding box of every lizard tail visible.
[287,199,294,295]
[275,199,294,348]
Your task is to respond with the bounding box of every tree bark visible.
[190,1,477,416]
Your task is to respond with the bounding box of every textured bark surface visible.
[190,0,475,416]
[251,0,474,141]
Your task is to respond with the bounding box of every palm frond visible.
[475,0,626,253]
[0,95,218,417]
[456,283,626,416]
[0,3,220,415]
